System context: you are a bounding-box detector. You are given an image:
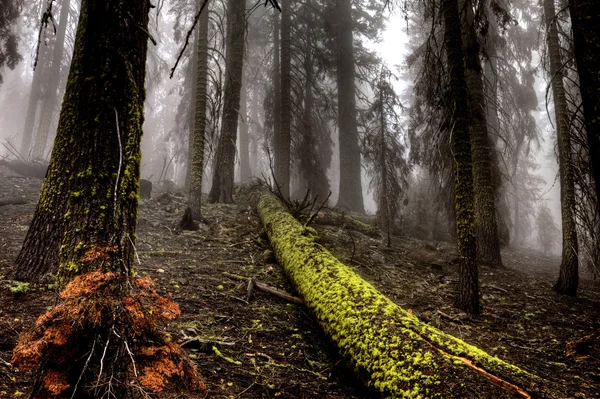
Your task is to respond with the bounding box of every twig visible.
[305,191,331,227]
[113,108,123,226]
[223,272,304,304]
[70,335,97,399]
[169,0,210,78]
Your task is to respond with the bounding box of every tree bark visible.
[239,79,252,183]
[14,0,146,282]
[334,0,364,213]
[208,0,246,203]
[461,0,503,268]
[272,11,281,180]
[569,0,600,215]
[442,0,480,314]
[189,2,209,220]
[32,0,71,161]
[543,0,579,295]
[278,0,291,198]
[257,192,559,399]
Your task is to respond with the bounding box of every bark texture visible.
[461,0,503,267]
[257,192,559,399]
[334,0,364,213]
[544,0,579,296]
[278,0,291,198]
[239,79,252,183]
[14,0,148,282]
[272,12,281,179]
[442,0,480,314]
[209,0,246,204]
[189,3,209,220]
[569,0,600,213]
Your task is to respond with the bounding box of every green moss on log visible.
[257,193,558,398]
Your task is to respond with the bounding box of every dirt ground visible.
[1,166,599,398]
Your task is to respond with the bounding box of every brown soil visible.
[1,166,599,398]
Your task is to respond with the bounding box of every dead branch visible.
[223,272,304,305]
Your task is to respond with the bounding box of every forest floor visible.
[1,167,599,398]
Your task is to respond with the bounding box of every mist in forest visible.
[0,0,596,267]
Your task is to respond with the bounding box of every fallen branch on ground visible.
[223,271,304,305]
[257,192,561,399]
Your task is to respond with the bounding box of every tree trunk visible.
[32,0,71,161]
[257,192,559,399]
[442,0,480,314]
[377,78,391,247]
[544,0,579,295]
[272,11,281,179]
[239,79,252,183]
[208,0,246,204]
[10,1,203,397]
[20,7,52,160]
[189,2,209,220]
[185,23,199,191]
[278,0,291,198]
[461,1,503,268]
[334,0,364,213]
[569,0,600,214]
[14,0,149,283]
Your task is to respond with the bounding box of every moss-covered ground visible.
[0,168,599,398]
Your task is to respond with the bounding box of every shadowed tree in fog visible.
[277,0,291,198]
[334,0,364,213]
[362,67,409,247]
[0,0,22,87]
[543,0,579,296]
[460,0,503,268]
[442,0,480,314]
[209,0,246,203]
[569,0,600,218]
[32,0,72,160]
[189,0,209,220]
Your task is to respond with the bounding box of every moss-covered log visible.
[257,193,560,399]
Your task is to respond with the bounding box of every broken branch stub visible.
[256,193,560,399]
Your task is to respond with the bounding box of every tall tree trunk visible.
[377,79,391,247]
[277,0,291,198]
[32,0,71,161]
[185,24,199,191]
[14,0,149,283]
[569,0,600,213]
[189,3,209,219]
[272,11,281,179]
[10,4,204,396]
[208,0,246,203]
[442,0,480,314]
[461,0,503,267]
[334,0,364,213]
[239,79,252,183]
[20,7,52,160]
[544,0,579,295]
[484,58,511,248]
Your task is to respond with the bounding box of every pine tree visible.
[209,0,247,203]
[442,0,480,314]
[543,0,579,295]
[11,0,203,396]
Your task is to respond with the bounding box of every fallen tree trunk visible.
[257,193,560,398]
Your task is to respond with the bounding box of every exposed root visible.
[12,270,205,398]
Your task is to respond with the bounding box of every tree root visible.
[11,270,205,398]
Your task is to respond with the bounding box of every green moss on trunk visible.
[257,193,559,398]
